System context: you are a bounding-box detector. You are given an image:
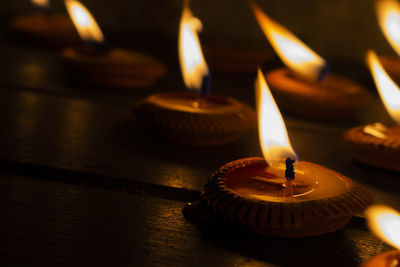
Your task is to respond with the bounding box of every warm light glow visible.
[363,123,388,139]
[178,1,209,90]
[255,68,297,164]
[31,0,49,8]
[65,0,104,43]
[250,1,327,82]
[367,50,400,124]
[366,205,400,250]
[376,0,400,55]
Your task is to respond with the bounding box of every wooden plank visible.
[0,87,399,210]
[0,42,398,208]
[0,174,389,266]
[0,41,170,104]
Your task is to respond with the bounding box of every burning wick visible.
[83,39,109,53]
[285,157,295,179]
[200,73,212,97]
[284,157,295,197]
[249,157,298,198]
[192,73,212,108]
[317,64,331,82]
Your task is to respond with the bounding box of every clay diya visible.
[60,0,166,88]
[183,69,372,237]
[362,205,400,267]
[345,51,400,171]
[249,1,370,119]
[9,0,79,47]
[376,0,400,82]
[134,2,256,146]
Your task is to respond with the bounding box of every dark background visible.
[0,0,396,62]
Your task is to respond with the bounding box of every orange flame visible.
[178,1,209,90]
[31,0,50,8]
[65,0,104,43]
[366,205,400,250]
[376,0,400,56]
[250,1,327,82]
[255,68,297,164]
[367,50,400,124]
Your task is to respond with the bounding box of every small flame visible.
[366,205,400,250]
[31,0,50,8]
[250,1,327,82]
[255,68,297,164]
[367,50,400,124]
[65,0,104,43]
[178,1,209,90]
[376,0,400,56]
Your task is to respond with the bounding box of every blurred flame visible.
[255,68,297,164]
[366,205,400,250]
[178,1,209,90]
[250,1,327,82]
[367,50,400,124]
[376,0,400,55]
[65,0,104,43]
[31,0,49,8]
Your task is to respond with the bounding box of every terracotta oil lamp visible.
[345,51,400,172]
[362,205,400,267]
[60,0,166,88]
[9,0,79,46]
[249,0,370,119]
[183,68,372,237]
[376,0,400,83]
[134,1,256,146]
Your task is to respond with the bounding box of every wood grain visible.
[0,86,398,210]
[0,174,389,267]
[0,38,397,267]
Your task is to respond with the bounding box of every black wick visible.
[285,157,295,180]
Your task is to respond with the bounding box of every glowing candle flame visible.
[65,0,104,43]
[178,1,209,90]
[376,0,400,56]
[250,1,327,82]
[31,0,50,8]
[367,50,400,124]
[366,205,400,250]
[255,68,297,164]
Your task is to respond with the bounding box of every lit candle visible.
[362,205,400,267]
[134,0,256,146]
[249,0,370,119]
[9,0,79,47]
[190,68,372,237]
[65,0,106,50]
[376,0,400,82]
[178,2,210,97]
[61,0,166,88]
[345,50,400,172]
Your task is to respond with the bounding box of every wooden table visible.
[0,38,397,266]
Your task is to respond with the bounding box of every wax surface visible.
[363,124,400,140]
[148,92,238,114]
[225,160,348,202]
[268,68,363,95]
[264,68,370,118]
[362,250,400,267]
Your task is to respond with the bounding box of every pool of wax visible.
[149,92,238,114]
[224,160,348,203]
